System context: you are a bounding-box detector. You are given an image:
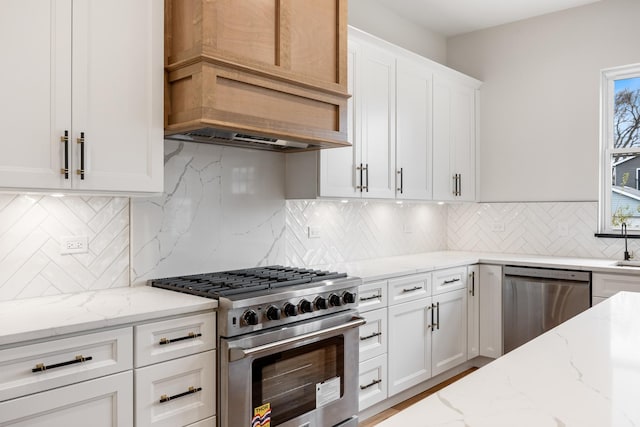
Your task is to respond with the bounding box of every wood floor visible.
[359,368,478,427]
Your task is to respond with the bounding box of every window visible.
[599,64,640,233]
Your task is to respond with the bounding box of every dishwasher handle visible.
[503,266,590,283]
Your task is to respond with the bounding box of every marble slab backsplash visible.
[285,200,448,266]
[0,194,129,301]
[130,141,287,285]
[448,201,637,259]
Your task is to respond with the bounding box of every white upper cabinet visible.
[318,38,362,198]
[433,75,478,201]
[0,0,163,194]
[396,59,433,200]
[359,42,397,199]
[72,0,163,193]
[317,33,396,199]
[0,0,71,190]
[285,27,480,202]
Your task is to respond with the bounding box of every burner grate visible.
[150,266,348,298]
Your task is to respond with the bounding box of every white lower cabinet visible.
[386,268,469,398]
[134,312,216,368]
[358,280,389,411]
[479,265,503,358]
[135,350,216,427]
[593,272,640,303]
[387,296,433,396]
[134,313,216,427]
[358,354,388,410]
[357,280,388,312]
[388,273,431,305]
[0,310,216,427]
[467,265,480,359]
[0,327,132,402]
[0,371,133,426]
[359,308,388,362]
[431,289,467,376]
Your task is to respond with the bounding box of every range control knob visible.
[299,299,313,314]
[283,302,298,317]
[342,291,356,305]
[242,309,259,326]
[314,296,328,310]
[328,293,342,307]
[265,305,281,321]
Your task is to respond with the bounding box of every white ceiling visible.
[375,0,603,37]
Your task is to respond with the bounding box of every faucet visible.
[622,222,632,261]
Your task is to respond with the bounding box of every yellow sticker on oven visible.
[252,403,271,427]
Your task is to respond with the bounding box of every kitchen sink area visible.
[613,260,640,267]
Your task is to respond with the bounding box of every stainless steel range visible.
[151,266,364,427]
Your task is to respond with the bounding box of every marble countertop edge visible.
[0,286,217,347]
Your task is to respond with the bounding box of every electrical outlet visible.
[307,226,321,239]
[61,236,88,254]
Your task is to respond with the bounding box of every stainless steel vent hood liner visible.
[165,128,312,152]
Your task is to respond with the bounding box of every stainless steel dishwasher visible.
[503,266,591,353]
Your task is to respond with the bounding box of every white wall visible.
[349,0,447,64]
[447,0,640,202]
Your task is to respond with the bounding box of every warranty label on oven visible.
[316,376,341,408]
[252,403,271,427]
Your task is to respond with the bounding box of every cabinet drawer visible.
[0,371,133,426]
[135,350,215,427]
[135,312,215,367]
[433,266,467,295]
[358,354,387,411]
[388,273,431,305]
[358,280,388,313]
[593,273,640,298]
[359,308,387,362]
[0,327,133,402]
[186,416,216,427]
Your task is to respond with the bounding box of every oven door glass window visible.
[251,336,344,425]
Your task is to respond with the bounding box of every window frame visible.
[599,63,640,234]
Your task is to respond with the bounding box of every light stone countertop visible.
[1,250,637,348]
[377,290,640,427]
[0,286,217,346]
[314,251,640,282]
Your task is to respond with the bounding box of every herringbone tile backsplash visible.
[448,202,636,259]
[1,188,632,303]
[285,200,448,266]
[0,194,129,301]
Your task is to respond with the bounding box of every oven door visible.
[220,311,365,427]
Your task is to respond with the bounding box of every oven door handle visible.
[229,316,366,362]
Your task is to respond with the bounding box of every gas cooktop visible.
[150,265,348,298]
[150,265,361,338]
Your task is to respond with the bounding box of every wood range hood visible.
[164,0,351,152]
